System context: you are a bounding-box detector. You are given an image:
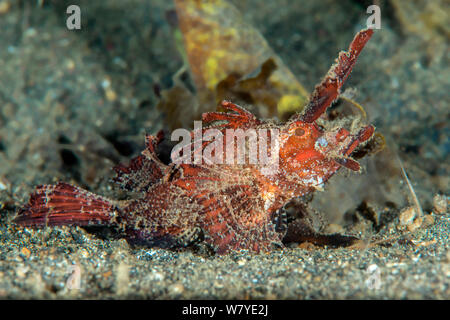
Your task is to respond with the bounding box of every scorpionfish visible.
[15,29,375,254]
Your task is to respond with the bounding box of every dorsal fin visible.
[202,101,261,130]
[113,130,168,191]
[293,28,374,123]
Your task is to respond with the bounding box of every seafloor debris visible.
[14,29,376,254]
[433,194,448,214]
[159,0,309,129]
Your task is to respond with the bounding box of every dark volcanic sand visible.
[0,0,448,299]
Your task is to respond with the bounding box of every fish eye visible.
[295,128,306,137]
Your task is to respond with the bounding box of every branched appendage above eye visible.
[291,28,374,124]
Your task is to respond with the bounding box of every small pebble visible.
[169,283,185,295]
[421,214,434,228]
[433,194,447,214]
[399,207,416,226]
[407,217,423,232]
[105,88,117,102]
[237,259,246,266]
[101,79,111,89]
[66,59,75,71]
[21,247,31,258]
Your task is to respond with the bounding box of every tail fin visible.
[14,182,116,227]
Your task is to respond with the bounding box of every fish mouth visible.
[334,125,375,171]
